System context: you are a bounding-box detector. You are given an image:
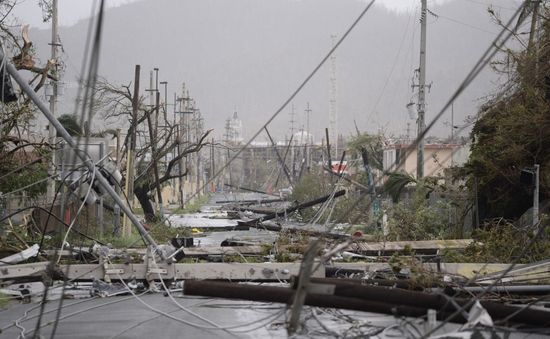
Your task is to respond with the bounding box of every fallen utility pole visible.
[184,280,550,327]
[231,206,280,215]
[216,198,284,204]
[1,262,324,282]
[313,276,431,290]
[1,53,159,251]
[288,240,320,334]
[223,183,279,197]
[242,189,346,225]
[244,221,348,239]
[322,167,369,191]
[295,277,550,327]
[184,280,456,322]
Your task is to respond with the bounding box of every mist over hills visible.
[27,0,518,142]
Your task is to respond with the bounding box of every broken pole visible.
[183,280,456,322]
[215,198,284,204]
[244,189,346,225]
[1,54,159,251]
[146,91,164,218]
[223,183,279,197]
[288,240,320,334]
[123,65,140,237]
[295,277,550,327]
[241,222,348,239]
[322,167,369,191]
[325,127,332,170]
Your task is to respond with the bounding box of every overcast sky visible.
[13,0,524,141]
[12,0,463,28]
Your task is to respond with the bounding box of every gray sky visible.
[13,0,136,28]
[14,0,524,142]
[13,0,459,28]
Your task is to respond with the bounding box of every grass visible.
[99,231,146,248]
[169,194,211,214]
[0,292,10,309]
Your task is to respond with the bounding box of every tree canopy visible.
[467,5,550,220]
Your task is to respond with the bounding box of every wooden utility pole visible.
[146,91,164,218]
[46,0,59,203]
[122,65,140,237]
[417,0,427,179]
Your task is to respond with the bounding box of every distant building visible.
[383,143,470,178]
[225,111,243,144]
[291,130,314,146]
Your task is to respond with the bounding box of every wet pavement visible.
[0,292,456,339]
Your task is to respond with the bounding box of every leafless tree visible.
[95,78,211,221]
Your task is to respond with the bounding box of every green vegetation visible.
[466,10,550,220]
[443,217,550,263]
[147,220,191,243]
[0,149,49,199]
[290,171,373,225]
[57,114,83,137]
[346,132,383,171]
[0,292,10,309]
[386,181,455,241]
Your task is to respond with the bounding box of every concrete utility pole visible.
[114,128,121,233]
[416,0,428,179]
[122,65,140,237]
[160,81,168,124]
[289,104,296,180]
[450,102,454,166]
[305,102,311,170]
[46,0,59,203]
[533,164,539,227]
[153,68,159,134]
[329,35,338,160]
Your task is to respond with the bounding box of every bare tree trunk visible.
[134,184,156,222]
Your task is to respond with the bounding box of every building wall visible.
[383,144,468,179]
